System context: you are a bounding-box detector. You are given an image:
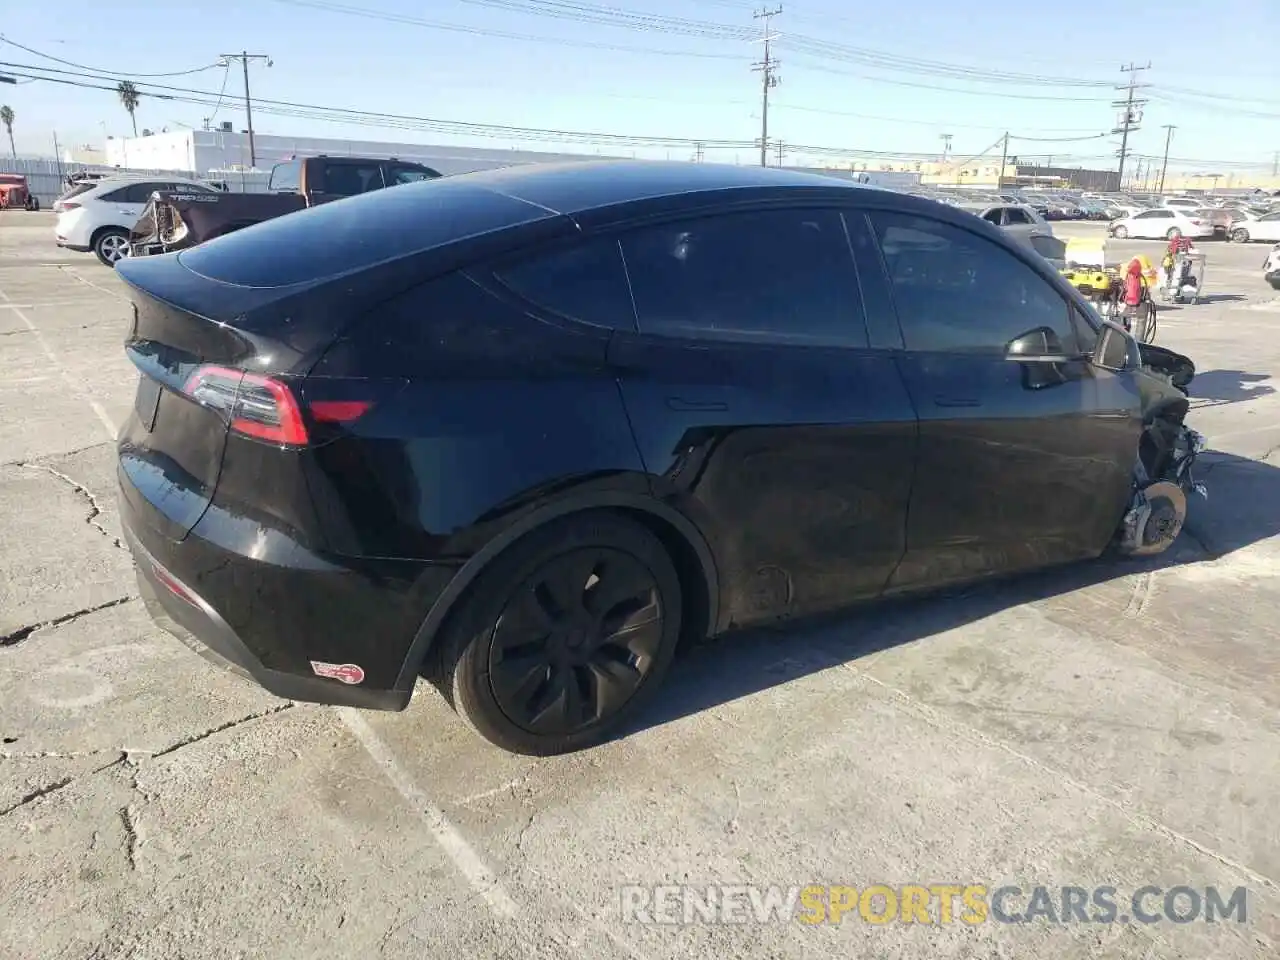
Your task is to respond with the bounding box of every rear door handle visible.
[933,395,981,408]
[666,397,728,412]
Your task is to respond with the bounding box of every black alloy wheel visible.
[439,512,683,755]
[490,547,662,733]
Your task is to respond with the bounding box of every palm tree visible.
[0,106,14,158]
[116,81,140,137]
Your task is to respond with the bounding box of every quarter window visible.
[620,208,869,346]
[870,212,1076,355]
[122,182,167,203]
[493,237,636,330]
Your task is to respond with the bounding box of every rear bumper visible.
[56,240,91,252]
[124,523,413,710]
[117,448,461,711]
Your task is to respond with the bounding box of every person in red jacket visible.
[1121,258,1146,332]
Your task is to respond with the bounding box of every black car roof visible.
[447,159,879,217]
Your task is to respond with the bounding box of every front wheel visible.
[438,511,684,756]
[1112,225,1129,239]
[1231,228,1251,243]
[93,228,130,266]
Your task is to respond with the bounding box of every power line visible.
[269,0,749,60]
[267,0,1119,90]
[8,59,1274,172]
[0,34,222,77]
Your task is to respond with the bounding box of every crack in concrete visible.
[147,703,296,760]
[0,753,127,817]
[0,777,73,816]
[0,596,136,647]
[119,806,140,871]
[16,461,125,549]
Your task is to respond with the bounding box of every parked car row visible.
[52,155,442,266]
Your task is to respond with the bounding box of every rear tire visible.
[1112,225,1129,239]
[93,228,130,266]
[437,511,684,756]
[1231,228,1250,243]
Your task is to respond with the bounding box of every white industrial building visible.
[104,129,634,178]
[98,128,922,188]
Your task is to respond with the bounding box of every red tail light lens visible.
[181,366,375,445]
[54,200,80,213]
[183,365,309,445]
[309,400,372,423]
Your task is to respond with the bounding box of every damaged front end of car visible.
[1115,337,1208,557]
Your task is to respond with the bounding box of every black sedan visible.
[114,161,1205,756]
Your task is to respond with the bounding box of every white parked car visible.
[1264,244,1280,290]
[53,175,220,266]
[1228,210,1280,244]
[1161,197,1202,212]
[1108,208,1214,241]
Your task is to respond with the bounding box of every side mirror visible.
[1093,320,1139,372]
[1005,326,1067,363]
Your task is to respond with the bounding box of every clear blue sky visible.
[1,0,1276,174]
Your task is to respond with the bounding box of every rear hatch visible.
[114,255,349,541]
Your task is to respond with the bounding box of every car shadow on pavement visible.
[631,449,1280,738]
[1188,369,1275,405]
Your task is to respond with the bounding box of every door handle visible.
[933,395,981,408]
[666,397,728,412]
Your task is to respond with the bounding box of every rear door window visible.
[492,237,635,331]
[322,162,384,196]
[619,208,869,347]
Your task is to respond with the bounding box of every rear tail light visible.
[54,200,80,213]
[181,365,372,446]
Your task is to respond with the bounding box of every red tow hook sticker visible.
[310,661,366,685]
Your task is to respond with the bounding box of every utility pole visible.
[940,133,953,161]
[51,132,64,181]
[998,132,1009,189]
[776,140,784,166]
[219,52,272,169]
[752,6,782,167]
[693,141,704,163]
[1112,62,1150,190]
[1272,150,1278,177]
[1158,124,1176,194]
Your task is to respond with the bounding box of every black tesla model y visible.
[115,161,1204,755]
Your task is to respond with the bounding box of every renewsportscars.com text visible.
[619,884,1249,926]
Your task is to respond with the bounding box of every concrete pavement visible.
[1,212,1277,959]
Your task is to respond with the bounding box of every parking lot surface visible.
[2,212,1278,959]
